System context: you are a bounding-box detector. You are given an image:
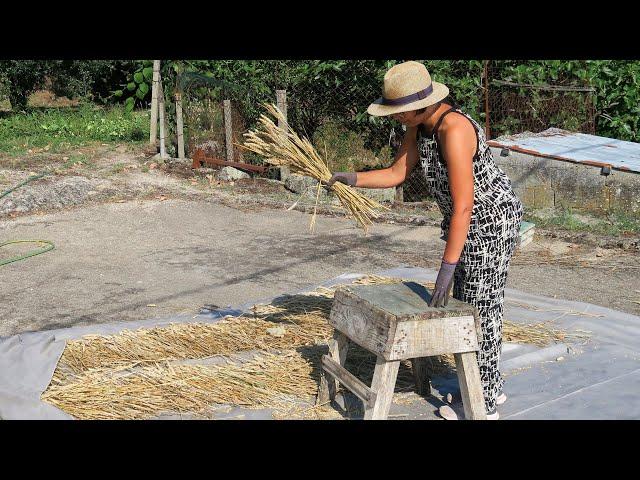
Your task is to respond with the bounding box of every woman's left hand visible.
[429,260,457,307]
[324,171,357,188]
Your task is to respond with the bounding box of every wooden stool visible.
[317,281,486,420]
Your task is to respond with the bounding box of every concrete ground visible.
[1,196,639,337]
[1,145,639,337]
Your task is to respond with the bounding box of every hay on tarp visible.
[43,274,588,419]
[43,351,321,420]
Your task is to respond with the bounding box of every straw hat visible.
[367,61,450,117]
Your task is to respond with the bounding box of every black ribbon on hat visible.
[375,84,434,106]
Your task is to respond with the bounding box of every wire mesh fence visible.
[175,60,599,204]
[485,60,596,140]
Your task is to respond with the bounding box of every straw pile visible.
[43,351,321,420]
[43,274,585,420]
[503,321,586,347]
[241,103,389,232]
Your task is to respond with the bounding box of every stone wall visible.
[492,147,640,214]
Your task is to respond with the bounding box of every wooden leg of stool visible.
[454,351,487,420]
[317,331,349,405]
[364,357,400,420]
[411,357,431,396]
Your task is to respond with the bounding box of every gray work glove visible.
[429,260,457,308]
[324,171,357,188]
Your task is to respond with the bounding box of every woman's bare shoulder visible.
[439,111,475,136]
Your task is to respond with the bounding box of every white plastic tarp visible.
[1,266,639,420]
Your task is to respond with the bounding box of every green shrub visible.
[313,121,393,172]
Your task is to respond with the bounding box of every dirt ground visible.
[1,144,639,337]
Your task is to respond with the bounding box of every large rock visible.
[218,166,250,181]
[284,173,324,195]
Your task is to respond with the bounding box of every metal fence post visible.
[276,89,290,181]
[223,99,233,162]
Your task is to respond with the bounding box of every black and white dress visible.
[415,105,523,412]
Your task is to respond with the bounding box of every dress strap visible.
[431,107,457,137]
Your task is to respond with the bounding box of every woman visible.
[327,61,523,420]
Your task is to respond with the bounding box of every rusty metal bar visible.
[487,141,620,170]
[192,149,267,174]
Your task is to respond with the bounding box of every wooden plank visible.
[389,315,479,360]
[330,288,397,358]
[321,355,376,408]
[454,351,487,420]
[344,283,476,320]
[317,331,349,405]
[364,357,400,420]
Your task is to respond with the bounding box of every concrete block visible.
[354,186,396,203]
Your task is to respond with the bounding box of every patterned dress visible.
[413,105,523,412]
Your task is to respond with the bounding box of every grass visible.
[0,103,149,155]
[111,162,126,174]
[525,208,640,236]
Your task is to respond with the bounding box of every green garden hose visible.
[0,155,83,200]
[0,172,48,200]
[0,157,80,266]
[0,240,55,266]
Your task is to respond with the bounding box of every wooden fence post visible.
[395,185,404,203]
[223,99,233,162]
[483,60,491,140]
[158,73,167,159]
[276,89,290,181]
[175,92,185,160]
[150,60,161,146]
[276,89,288,127]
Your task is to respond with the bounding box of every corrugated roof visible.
[487,128,640,173]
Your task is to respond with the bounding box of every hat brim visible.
[367,82,450,117]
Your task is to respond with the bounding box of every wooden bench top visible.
[338,282,477,321]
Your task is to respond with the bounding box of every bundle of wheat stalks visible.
[241,103,389,232]
[42,275,586,420]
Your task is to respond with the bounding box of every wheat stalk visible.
[240,103,389,233]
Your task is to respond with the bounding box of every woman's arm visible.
[353,126,420,188]
[439,119,476,264]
